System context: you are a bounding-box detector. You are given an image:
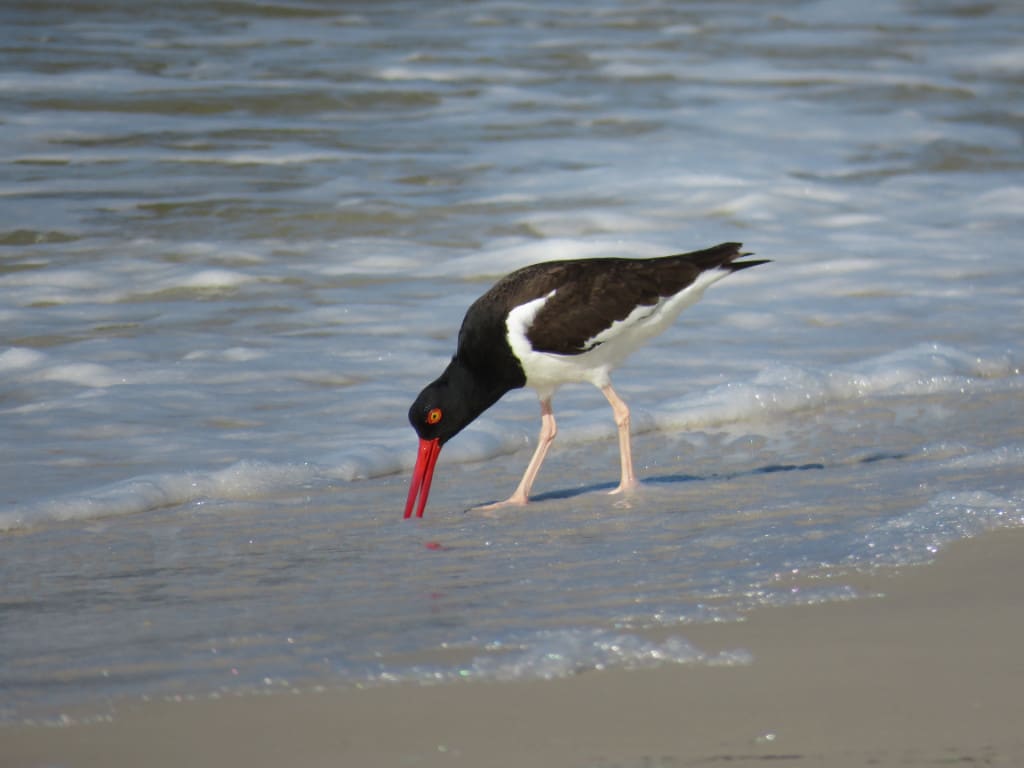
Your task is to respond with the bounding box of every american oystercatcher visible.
[405,242,768,518]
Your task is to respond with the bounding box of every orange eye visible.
[426,408,442,425]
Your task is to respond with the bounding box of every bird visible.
[404,242,769,518]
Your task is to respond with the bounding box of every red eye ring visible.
[427,408,442,425]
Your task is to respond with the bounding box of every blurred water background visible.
[1,0,1022,722]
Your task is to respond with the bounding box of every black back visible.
[462,242,765,358]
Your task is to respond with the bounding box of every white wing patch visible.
[505,289,556,366]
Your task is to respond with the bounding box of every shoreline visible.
[7,527,1024,767]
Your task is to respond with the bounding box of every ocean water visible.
[2,0,1023,722]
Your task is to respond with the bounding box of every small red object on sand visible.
[424,541,443,550]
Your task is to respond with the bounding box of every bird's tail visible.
[668,242,770,273]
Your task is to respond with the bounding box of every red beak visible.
[404,438,442,518]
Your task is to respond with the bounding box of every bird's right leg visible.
[601,383,638,495]
[472,397,556,510]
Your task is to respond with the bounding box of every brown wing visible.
[527,242,760,356]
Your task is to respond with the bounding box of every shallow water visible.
[1,0,1023,721]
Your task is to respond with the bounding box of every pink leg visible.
[474,398,557,510]
[601,383,638,495]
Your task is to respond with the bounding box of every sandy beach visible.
[6,526,1023,768]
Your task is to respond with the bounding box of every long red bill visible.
[404,438,442,519]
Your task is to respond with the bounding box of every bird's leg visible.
[601,383,638,495]
[472,398,556,510]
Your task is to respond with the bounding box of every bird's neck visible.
[443,356,514,424]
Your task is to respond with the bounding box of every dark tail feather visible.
[667,242,770,273]
[728,256,771,272]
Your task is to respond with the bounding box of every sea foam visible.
[4,343,1016,532]
[0,461,317,532]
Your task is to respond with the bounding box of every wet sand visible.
[6,527,1024,768]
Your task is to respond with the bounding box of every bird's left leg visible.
[472,397,557,511]
[601,383,638,495]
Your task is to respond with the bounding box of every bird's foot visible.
[607,479,639,496]
[468,494,529,516]
[608,479,639,510]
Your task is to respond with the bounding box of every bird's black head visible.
[408,376,472,446]
[408,356,512,445]
[405,358,513,518]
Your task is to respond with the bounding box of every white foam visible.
[955,47,1024,74]
[3,342,1015,533]
[970,186,1024,219]
[850,490,1024,567]
[815,213,885,228]
[327,445,408,483]
[655,344,1017,433]
[176,269,254,290]
[0,347,45,371]
[372,629,749,685]
[944,444,1024,471]
[376,60,536,85]
[0,268,103,290]
[39,363,125,388]
[183,347,268,363]
[0,461,316,531]
[375,66,464,83]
